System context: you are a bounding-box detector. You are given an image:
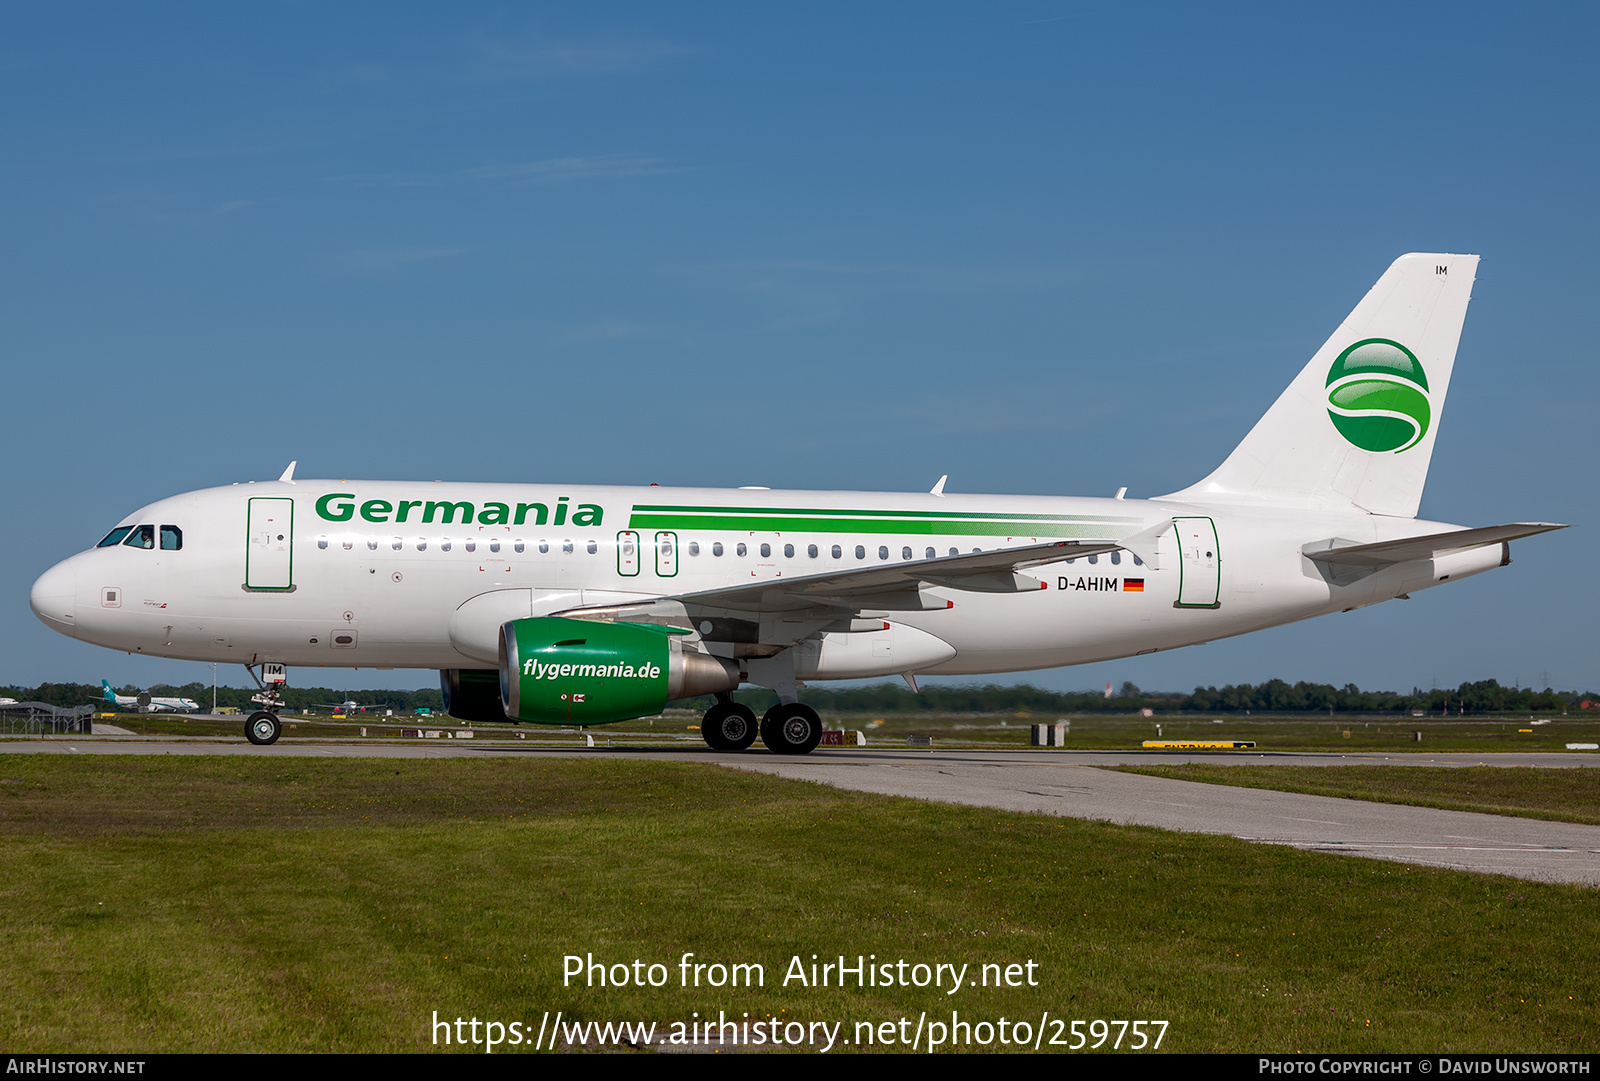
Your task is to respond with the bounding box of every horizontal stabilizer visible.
[1305,522,1567,568]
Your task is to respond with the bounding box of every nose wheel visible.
[242,662,288,746]
[245,711,282,745]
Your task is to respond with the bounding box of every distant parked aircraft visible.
[101,680,200,713]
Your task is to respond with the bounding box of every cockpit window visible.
[97,526,134,548]
[121,525,156,549]
[160,525,182,551]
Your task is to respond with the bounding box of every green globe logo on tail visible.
[1325,339,1430,453]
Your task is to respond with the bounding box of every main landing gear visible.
[698,697,822,755]
[700,698,758,751]
[760,702,823,755]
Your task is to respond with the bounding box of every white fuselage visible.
[30,479,1501,683]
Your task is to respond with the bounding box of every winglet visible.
[278,461,297,483]
[930,475,948,497]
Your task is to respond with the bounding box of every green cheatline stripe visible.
[630,504,1140,524]
[627,513,1128,538]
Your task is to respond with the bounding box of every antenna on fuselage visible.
[930,475,948,497]
[278,461,297,483]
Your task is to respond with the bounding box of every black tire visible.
[246,711,281,746]
[759,703,823,755]
[701,702,759,751]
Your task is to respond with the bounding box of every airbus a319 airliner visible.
[30,254,1562,753]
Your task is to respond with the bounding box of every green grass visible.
[0,756,1593,1053]
[1109,764,1600,826]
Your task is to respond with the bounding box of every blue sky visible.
[4,3,1595,696]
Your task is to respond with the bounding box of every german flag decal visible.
[1123,578,1145,593]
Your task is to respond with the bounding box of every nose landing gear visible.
[245,711,282,745]
[242,662,287,746]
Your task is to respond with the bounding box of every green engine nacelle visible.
[498,616,740,726]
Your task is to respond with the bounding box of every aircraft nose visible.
[30,560,77,638]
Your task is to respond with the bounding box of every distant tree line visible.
[724,677,1588,716]
[3,677,1588,717]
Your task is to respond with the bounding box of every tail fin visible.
[1163,253,1478,518]
[102,680,115,702]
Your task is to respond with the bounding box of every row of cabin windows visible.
[668,542,1141,565]
[311,534,1142,566]
[315,535,596,555]
[97,525,183,551]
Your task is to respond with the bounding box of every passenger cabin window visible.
[783,544,794,558]
[902,546,912,560]
[441,538,452,552]
[562,540,573,554]
[808,544,818,558]
[489,539,500,553]
[392,537,403,551]
[317,535,329,550]
[855,545,865,559]
[97,526,134,548]
[538,540,549,554]
[831,544,841,559]
[713,542,724,557]
[416,538,427,551]
[122,525,155,549]
[925,547,935,559]
[586,541,598,555]
[1110,551,1120,565]
[878,546,889,560]
[760,543,771,558]
[736,543,747,557]
[367,538,378,551]
[465,539,476,553]
[342,538,353,551]
[514,540,525,554]
[949,548,958,556]
[688,542,700,556]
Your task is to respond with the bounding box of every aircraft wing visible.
[1305,523,1567,569]
[560,539,1127,624]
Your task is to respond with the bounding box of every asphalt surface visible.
[5,737,1598,886]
